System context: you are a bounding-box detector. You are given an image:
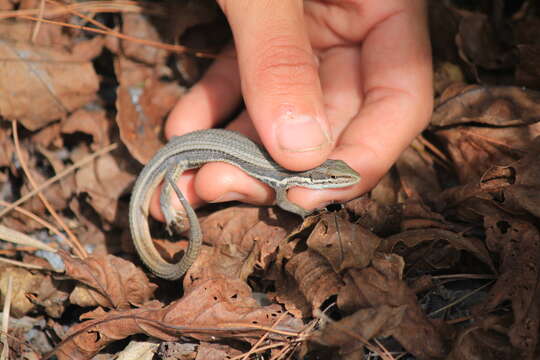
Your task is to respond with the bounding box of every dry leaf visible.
[0,40,98,130]
[61,108,111,149]
[0,266,47,317]
[184,206,299,285]
[73,149,134,224]
[115,56,185,164]
[432,86,540,127]
[337,254,446,359]
[480,218,540,357]
[61,251,157,309]
[56,279,302,359]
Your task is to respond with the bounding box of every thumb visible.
[218,0,332,170]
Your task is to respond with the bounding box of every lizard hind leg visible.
[160,164,187,235]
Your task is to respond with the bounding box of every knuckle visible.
[250,39,319,93]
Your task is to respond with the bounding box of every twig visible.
[428,280,494,317]
[18,14,215,58]
[31,0,46,43]
[0,256,54,271]
[0,143,117,219]
[313,309,395,360]
[0,0,164,19]
[0,225,56,252]
[0,275,12,360]
[0,200,67,245]
[237,311,290,360]
[10,120,87,259]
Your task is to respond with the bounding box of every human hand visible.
[150,0,432,219]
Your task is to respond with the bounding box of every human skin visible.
[149,0,433,219]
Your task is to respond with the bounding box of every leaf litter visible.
[1,0,540,359]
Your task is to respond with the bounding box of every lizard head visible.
[303,159,361,189]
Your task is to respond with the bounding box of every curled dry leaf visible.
[313,304,407,357]
[73,149,135,224]
[395,138,441,200]
[344,196,402,235]
[23,268,70,318]
[383,228,495,272]
[184,206,299,285]
[479,217,540,357]
[337,254,446,359]
[0,127,14,167]
[306,213,380,272]
[55,279,302,360]
[115,56,185,164]
[61,108,111,149]
[0,266,47,317]
[516,44,540,88]
[272,213,381,317]
[71,36,106,62]
[60,251,157,309]
[435,125,528,184]
[0,40,98,130]
[121,13,168,66]
[447,316,518,360]
[437,136,540,215]
[195,342,242,360]
[0,18,71,49]
[432,86,540,127]
[493,137,540,217]
[456,13,516,71]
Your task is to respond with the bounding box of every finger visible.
[149,162,277,219]
[218,0,332,171]
[165,45,241,138]
[149,170,200,222]
[287,0,433,211]
[318,46,363,134]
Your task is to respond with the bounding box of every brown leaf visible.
[196,343,242,360]
[115,56,185,164]
[480,217,540,356]
[432,86,540,127]
[23,269,70,318]
[121,13,168,66]
[61,251,157,309]
[272,213,381,317]
[516,44,540,88]
[0,127,14,167]
[71,36,106,62]
[0,266,46,317]
[445,325,523,360]
[306,213,380,272]
[0,40,98,130]
[0,18,71,48]
[184,206,299,284]
[61,108,111,149]
[344,196,402,235]
[31,122,62,148]
[312,305,407,357]
[435,126,528,183]
[73,148,135,224]
[383,228,495,272]
[56,279,302,360]
[395,138,441,200]
[337,254,446,359]
[456,13,516,71]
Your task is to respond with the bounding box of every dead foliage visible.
[1,0,540,359]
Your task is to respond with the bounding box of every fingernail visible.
[276,112,330,152]
[210,192,246,203]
